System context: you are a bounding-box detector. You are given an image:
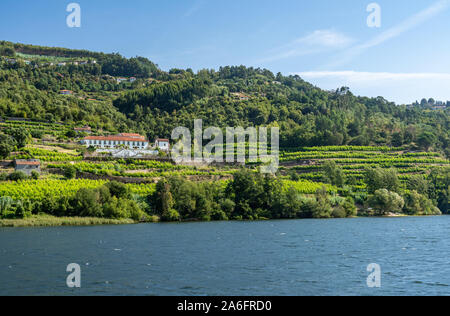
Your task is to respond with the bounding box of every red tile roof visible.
[119,133,146,139]
[156,138,170,142]
[84,136,148,142]
[15,160,40,166]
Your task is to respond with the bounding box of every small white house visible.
[60,90,73,95]
[155,138,170,151]
[14,159,41,175]
[116,77,128,84]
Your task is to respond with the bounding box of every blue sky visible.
[1,0,450,104]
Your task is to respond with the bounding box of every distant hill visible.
[0,41,160,78]
[0,41,449,155]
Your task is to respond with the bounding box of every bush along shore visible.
[0,165,448,227]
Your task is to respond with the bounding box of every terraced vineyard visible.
[13,147,83,162]
[0,120,72,138]
[0,178,156,201]
[1,142,449,223]
[280,146,450,190]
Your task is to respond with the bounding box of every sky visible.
[1,0,450,104]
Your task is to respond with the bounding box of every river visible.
[0,216,449,295]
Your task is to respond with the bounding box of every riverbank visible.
[1,213,441,228]
[0,215,143,227]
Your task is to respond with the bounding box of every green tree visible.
[407,175,429,196]
[0,133,14,159]
[151,179,178,221]
[7,128,30,149]
[71,188,105,217]
[322,160,345,187]
[365,167,400,194]
[403,190,441,216]
[311,187,333,218]
[417,131,436,151]
[367,189,404,216]
[63,165,77,179]
[106,181,130,199]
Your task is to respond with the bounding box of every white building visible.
[155,138,170,151]
[82,134,149,149]
[116,77,128,84]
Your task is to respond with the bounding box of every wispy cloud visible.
[258,29,354,63]
[297,71,450,82]
[295,71,450,104]
[325,0,450,68]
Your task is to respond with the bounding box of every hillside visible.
[1,41,448,156]
[0,41,448,224]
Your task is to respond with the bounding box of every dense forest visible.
[0,41,448,157]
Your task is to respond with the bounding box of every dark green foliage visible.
[32,184,148,221]
[30,170,40,180]
[367,189,404,216]
[407,175,429,196]
[403,191,441,216]
[417,131,436,151]
[63,165,77,179]
[8,171,28,181]
[0,42,449,157]
[5,128,29,148]
[0,44,15,57]
[322,160,345,187]
[114,78,211,114]
[149,170,352,221]
[311,187,333,218]
[0,133,14,158]
[72,188,105,217]
[428,168,450,214]
[365,167,401,194]
[105,181,131,199]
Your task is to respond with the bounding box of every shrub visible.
[105,181,130,199]
[332,206,347,218]
[72,188,105,217]
[64,165,77,179]
[8,171,28,181]
[365,167,400,194]
[403,191,441,216]
[367,189,404,216]
[322,161,345,187]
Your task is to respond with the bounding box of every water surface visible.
[0,216,449,295]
